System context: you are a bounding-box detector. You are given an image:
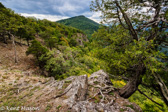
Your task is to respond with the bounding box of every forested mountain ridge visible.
[0,2,94,79]
[0,2,86,46]
[57,15,100,38]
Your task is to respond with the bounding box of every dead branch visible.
[99,89,105,102]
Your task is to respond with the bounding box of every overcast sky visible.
[0,0,101,23]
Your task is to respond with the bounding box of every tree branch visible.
[137,89,163,107]
[146,1,161,41]
[115,1,138,41]
[116,8,128,29]
[153,73,168,106]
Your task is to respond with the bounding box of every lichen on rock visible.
[0,69,142,112]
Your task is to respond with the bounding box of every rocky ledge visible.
[0,69,142,112]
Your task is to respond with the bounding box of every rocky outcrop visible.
[0,69,142,112]
[72,33,89,46]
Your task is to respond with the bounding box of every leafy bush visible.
[26,40,49,60]
[111,79,126,88]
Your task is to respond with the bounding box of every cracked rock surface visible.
[0,69,142,112]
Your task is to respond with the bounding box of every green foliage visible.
[0,2,86,47]
[111,79,126,88]
[129,86,168,112]
[45,104,52,111]
[0,3,91,77]
[91,25,166,77]
[110,78,168,111]
[45,37,59,49]
[56,105,62,110]
[69,38,78,47]
[91,0,168,109]
[38,47,105,79]
[26,40,49,60]
[90,24,168,110]
[0,2,5,9]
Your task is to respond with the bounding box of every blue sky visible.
[0,0,101,22]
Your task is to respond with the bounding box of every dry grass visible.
[0,40,40,74]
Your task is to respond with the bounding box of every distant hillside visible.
[0,2,88,48]
[57,15,100,38]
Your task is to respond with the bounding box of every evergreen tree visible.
[91,0,168,105]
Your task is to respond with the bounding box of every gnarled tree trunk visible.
[119,65,145,98]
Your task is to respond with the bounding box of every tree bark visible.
[11,33,18,63]
[119,65,145,98]
[154,73,168,106]
[115,1,138,41]
[8,33,11,40]
[3,36,7,44]
[119,73,142,98]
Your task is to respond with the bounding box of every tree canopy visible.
[91,0,168,106]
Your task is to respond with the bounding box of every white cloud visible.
[0,0,102,23]
[20,12,102,24]
[20,13,69,21]
[88,12,102,23]
[0,0,92,16]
